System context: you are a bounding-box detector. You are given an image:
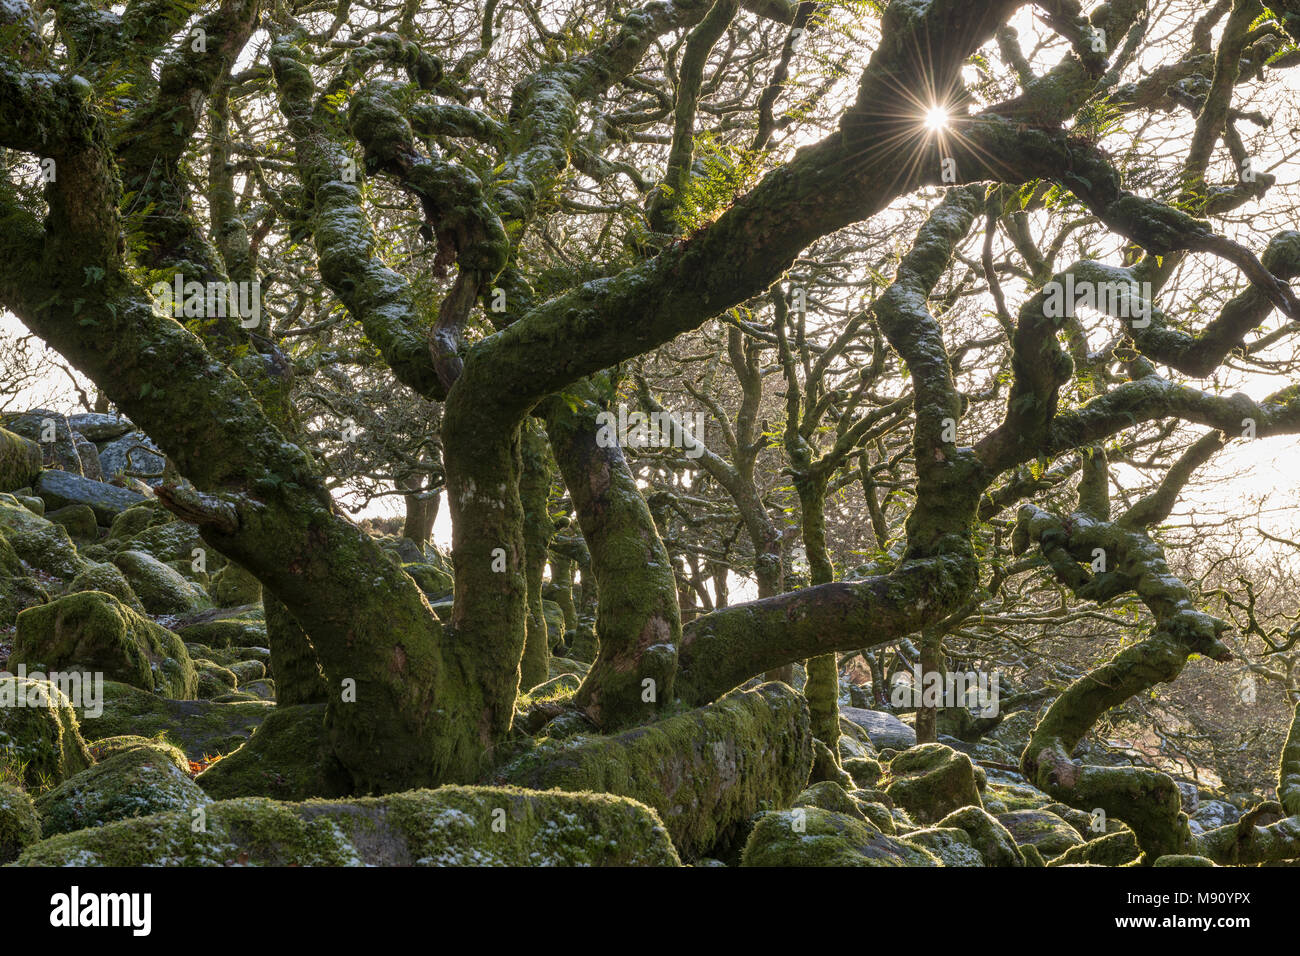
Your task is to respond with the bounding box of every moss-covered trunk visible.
[519,420,554,690]
[542,380,680,729]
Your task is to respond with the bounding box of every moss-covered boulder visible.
[0,533,47,627]
[106,501,170,542]
[1152,854,1216,866]
[1049,829,1141,867]
[497,682,813,860]
[401,561,453,596]
[13,591,197,698]
[741,807,940,867]
[16,786,681,866]
[74,681,271,759]
[936,805,1025,866]
[34,741,209,837]
[210,562,261,606]
[122,520,212,568]
[0,677,93,788]
[844,755,884,788]
[996,808,1086,859]
[196,704,349,801]
[5,521,88,581]
[65,562,146,614]
[46,504,97,541]
[901,826,985,866]
[112,549,208,615]
[882,743,983,824]
[0,428,43,494]
[794,780,868,821]
[174,611,267,648]
[0,782,41,862]
[195,660,239,699]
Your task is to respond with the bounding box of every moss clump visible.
[0,677,93,788]
[228,660,266,684]
[0,782,40,862]
[73,681,271,759]
[741,807,941,866]
[123,521,212,568]
[34,741,210,837]
[112,550,209,615]
[13,591,197,698]
[16,786,681,866]
[6,522,88,581]
[844,756,884,788]
[0,428,42,495]
[496,682,813,860]
[1049,828,1140,867]
[1152,853,1216,866]
[175,616,267,649]
[0,534,47,627]
[401,561,453,596]
[196,704,349,801]
[936,805,1025,866]
[882,743,983,823]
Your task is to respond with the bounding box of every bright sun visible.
[924,106,949,131]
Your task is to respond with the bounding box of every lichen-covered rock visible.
[210,562,261,606]
[46,504,97,540]
[902,826,985,866]
[196,704,349,801]
[13,591,197,698]
[4,411,81,474]
[741,808,940,867]
[883,743,982,823]
[497,682,813,860]
[65,562,146,614]
[996,808,1085,859]
[0,782,40,863]
[936,806,1025,866]
[112,549,208,615]
[34,741,209,837]
[16,787,682,866]
[0,677,93,788]
[68,413,133,443]
[73,681,271,759]
[74,438,104,481]
[0,428,43,493]
[840,707,917,749]
[36,469,144,523]
[97,432,166,485]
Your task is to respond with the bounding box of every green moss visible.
[196,704,349,801]
[195,660,239,699]
[106,501,170,542]
[112,550,209,615]
[1152,854,1216,866]
[882,743,983,823]
[13,591,197,698]
[0,428,42,494]
[1049,828,1140,867]
[902,826,984,866]
[936,806,1025,866]
[210,562,261,606]
[65,562,146,614]
[73,681,271,760]
[176,616,267,649]
[0,677,93,789]
[996,808,1086,858]
[843,756,884,788]
[741,808,941,866]
[496,682,813,860]
[46,504,98,540]
[0,782,40,863]
[16,786,681,866]
[35,741,209,837]
[794,780,870,822]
